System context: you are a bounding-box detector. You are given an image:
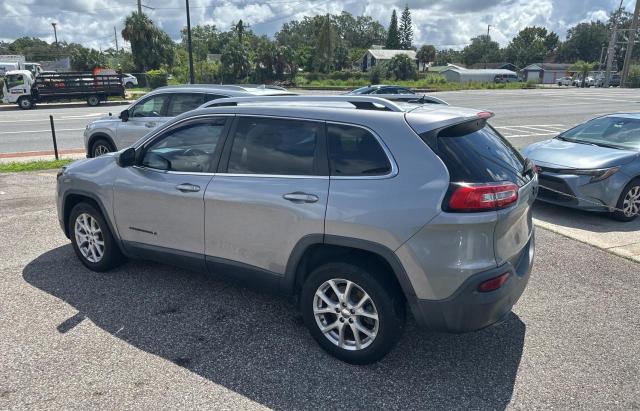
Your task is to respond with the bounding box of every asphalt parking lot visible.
[1,169,639,409]
[1,87,639,155]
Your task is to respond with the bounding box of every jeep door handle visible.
[176,183,200,193]
[145,122,156,128]
[283,192,319,203]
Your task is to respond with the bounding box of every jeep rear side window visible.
[430,126,526,185]
[328,124,391,176]
[227,117,320,175]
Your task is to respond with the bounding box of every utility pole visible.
[114,26,119,53]
[485,25,491,69]
[604,0,625,87]
[51,22,58,48]
[621,0,640,86]
[185,0,195,84]
[137,0,142,13]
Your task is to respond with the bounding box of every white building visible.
[360,49,421,72]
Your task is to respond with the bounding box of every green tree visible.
[220,38,249,81]
[122,12,174,72]
[386,10,400,49]
[70,47,107,71]
[433,48,463,66]
[180,25,220,61]
[416,44,436,70]
[505,26,559,69]
[557,21,608,64]
[315,15,335,72]
[571,60,596,88]
[399,5,413,50]
[387,53,417,80]
[461,34,502,66]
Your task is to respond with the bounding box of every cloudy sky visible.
[0,0,636,51]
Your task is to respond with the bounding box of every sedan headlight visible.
[561,167,620,182]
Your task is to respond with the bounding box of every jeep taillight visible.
[448,182,519,212]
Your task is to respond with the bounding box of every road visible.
[1,87,639,155]
[0,170,639,409]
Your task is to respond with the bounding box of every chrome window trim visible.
[134,113,235,149]
[325,120,399,180]
[132,113,398,180]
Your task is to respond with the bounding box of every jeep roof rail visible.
[200,95,406,112]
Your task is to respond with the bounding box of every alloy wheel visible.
[313,278,379,351]
[93,144,110,157]
[623,186,640,217]
[74,213,105,263]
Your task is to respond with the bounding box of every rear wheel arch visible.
[285,235,414,302]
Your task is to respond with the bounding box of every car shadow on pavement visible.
[533,201,640,233]
[23,245,526,410]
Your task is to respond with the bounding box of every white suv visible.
[83,85,294,157]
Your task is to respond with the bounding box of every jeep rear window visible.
[424,126,527,185]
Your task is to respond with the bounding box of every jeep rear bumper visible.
[409,233,534,332]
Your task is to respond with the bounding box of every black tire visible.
[124,82,134,89]
[87,95,101,106]
[301,261,405,364]
[17,97,33,110]
[68,202,124,272]
[612,178,640,222]
[90,138,115,157]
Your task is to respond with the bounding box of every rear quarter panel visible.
[325,114,449,251]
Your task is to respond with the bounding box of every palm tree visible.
[571,60,595,88]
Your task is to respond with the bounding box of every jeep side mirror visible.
[117,147,136,167]
[119,109,129,122]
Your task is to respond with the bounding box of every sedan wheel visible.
[74,213,105,263]
[613,179,640,222]
[313,278,379,351]
[622,185,640,218]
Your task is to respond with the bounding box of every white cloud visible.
[0,0,631,51]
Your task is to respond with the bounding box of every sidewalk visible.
[533,202,640,263]
[0,149,86,164]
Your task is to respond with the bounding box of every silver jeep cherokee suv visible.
[57,96,537,364]
[83,84,294,158]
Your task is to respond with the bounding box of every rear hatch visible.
[407,110,537,266]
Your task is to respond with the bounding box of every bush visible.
[0,77,4,99]
[369,64,387,84]
[627,65,640,88]
[146,69,168,89]
[523,79,538,89]
[386,54,418,81]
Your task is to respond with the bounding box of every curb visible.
[534,219,640,264]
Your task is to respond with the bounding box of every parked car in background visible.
[349,85,416,95]
[494,73,519,83]
[573,76,595,87]
[557,77,573,86]
[347,85,447,104]
[59,95,536,364]
[83,84,295,157]
[595,74,621,88]
[523,114,640,221]
[122,74,138,88]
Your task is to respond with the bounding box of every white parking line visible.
[0,113,104,123]
[499,125,563,133]
[502,132,558,138]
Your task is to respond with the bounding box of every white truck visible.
[2,70,124,109]
[0,61,42,76]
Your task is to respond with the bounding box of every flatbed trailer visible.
[2,70,125,109]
